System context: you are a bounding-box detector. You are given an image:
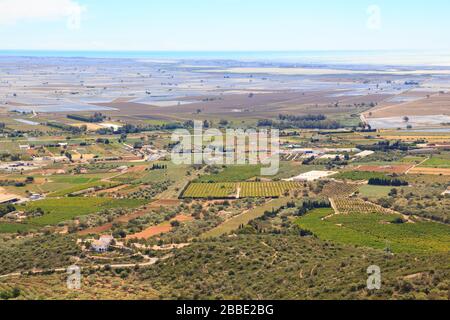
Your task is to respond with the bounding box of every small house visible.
[91,235,114,253]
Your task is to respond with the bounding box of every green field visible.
[0,223,36,234]
[420,157,450,168]
[47,180,120,197]
[182,181,303,199]
[334,171,388,181]
[197,165,262,182]
[296,208,450,253]
[19,197,146,226]
[358,185,395,198]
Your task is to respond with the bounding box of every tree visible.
[170,220,180,227]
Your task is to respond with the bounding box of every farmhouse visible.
[91,235,114,253]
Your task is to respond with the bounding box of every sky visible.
[0,0,450,52]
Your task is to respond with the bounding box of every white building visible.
[19,145,31,150]
[285,170,338,182]
[91,235,114,253]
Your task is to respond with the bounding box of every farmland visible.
[181,181,303,199]
[332,198,394,215]
[333,171,388,181]
[296,208,450,254]
[419,157,450,168]
[19,198,146,226]
[321,182,360,197]
[196,165,262,182]
[1,51,450,302]
[355,165,413,174]
[181,183,237,198]
[358,185,394,198]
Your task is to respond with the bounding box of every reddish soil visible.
[126,215,194,240]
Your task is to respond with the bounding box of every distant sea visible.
[1,50,450,66]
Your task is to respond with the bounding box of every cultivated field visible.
[181,181,303,199]
[19,198,146,226]
[296,208,450,253]
[332,198,394,215]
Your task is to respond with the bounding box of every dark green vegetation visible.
[67,113,105,123]
[368,177,409,187]
[258,114,343,130]
[139,235,449,300]
[334,171,387,181]
[0,235,80,275]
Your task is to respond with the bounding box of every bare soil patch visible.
[126,215,193,240]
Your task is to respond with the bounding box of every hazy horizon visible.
[1,49,450,67]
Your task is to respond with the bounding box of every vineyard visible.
[240,182,303,198]
[181,183,237,198]
[181,181,303,199]
[333,198,393,215]
[321,182,359,197]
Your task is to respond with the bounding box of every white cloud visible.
[0,0,85,29]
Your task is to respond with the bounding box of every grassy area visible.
[334,171,388,181]
[399,156,427,164]
[20,197,146,226]
[358,185,395,198]
[420,157,450,168]
[201,198,290,238]
[196,165,262,182]
[47,181,120,197]
[0,223,36,234]
[296,208,450,254]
